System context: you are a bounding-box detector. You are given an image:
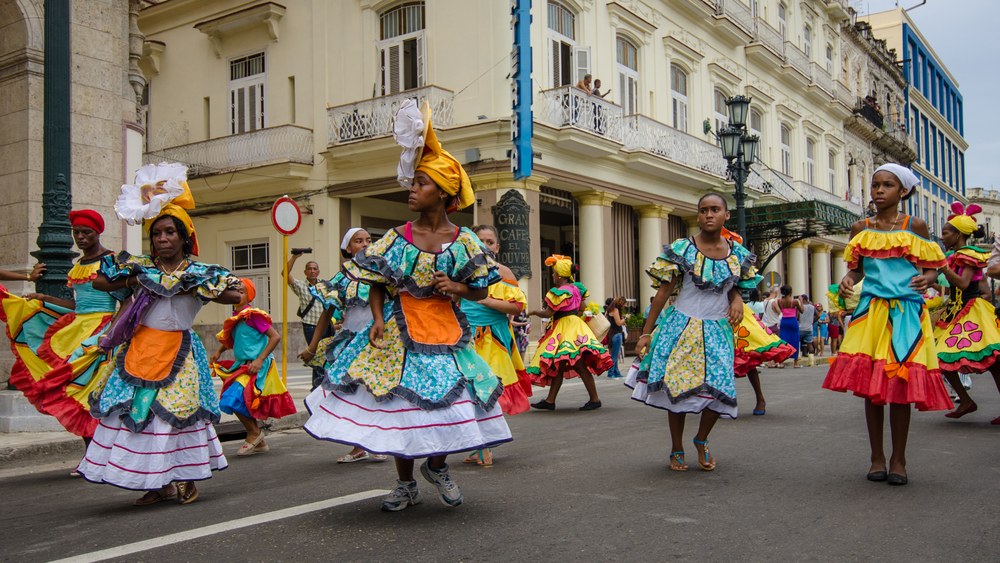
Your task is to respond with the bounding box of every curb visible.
[0,436,85,466]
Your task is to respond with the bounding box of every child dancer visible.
[526,255,613,411]
[628,194,757,471]
[823,163,952,486]
[304,99,510,511]
[299,227,387,463]
[462,224,532,466]
[934,203,1000,421]
[211,278,296,456]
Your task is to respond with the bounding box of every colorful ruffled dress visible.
[625,238,758,418]
[734,303,797,376]
[304,225,512,458]
[306,268,372,371]
[0,253,122,437]
[823,217,953,410]
[933,246,1000,373]
[527,283,613,386]
[213,307,296,420]
[461,278,532,415]
[76,254,241,490]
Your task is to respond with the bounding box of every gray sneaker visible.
[381,480,421,512]
[420,461,463,507]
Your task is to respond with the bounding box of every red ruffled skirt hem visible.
[823,352,954,411]
[8,361,96,437]
[938,350,1000,374]
[529,350,614,388]
[735,342,798,376]
[497,370,533,415]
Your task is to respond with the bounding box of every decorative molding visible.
[776,100,803,123]
[574,190,619,207]
[745,78,776,105]
[708,56,743,91]
[664,30,705,67]
[635,204,673,219]
[469,172,547,193]
[825,133,845,150]
[194,2,286,58]
[809,243,833,253]
[790,240,811,249]
[607,2,656,45]
[141,40,165,75]
[802,116,825,137]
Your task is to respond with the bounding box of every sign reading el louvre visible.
[493,190,532,279]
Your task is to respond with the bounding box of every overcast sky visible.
[855,0,996,192]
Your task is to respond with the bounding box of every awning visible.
[730,200,860,243]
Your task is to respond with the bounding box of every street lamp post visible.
[718,95,758,243]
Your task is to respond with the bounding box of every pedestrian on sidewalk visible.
[814,304,828,356]
[935,204,1000,422]
[211,278,295,456]
[461,225,533,466]
[303,99,511,512]
[628,194,758,472]
[604,296,628,380]
[78,163,242,505]
[298,227,387,464]
[526,254,613,411]
[799,294,816,359]
[823,163,953,487]
[777,286,803,368]
[0,210,112,452]
[287,249,330,390]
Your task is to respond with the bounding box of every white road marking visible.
[47,489,388,563]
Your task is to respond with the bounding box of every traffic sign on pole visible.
[271,196,302,385]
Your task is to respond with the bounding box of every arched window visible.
[616,36,639,115]
[713,89,728,144]
[778,3,787,39]
[780,125,791,176]
[547,1,575,39]
[749,107,763,143]
[377,2,426,96]
[671,64,688,131]
[828,151,837,192]
[548,1,584,87]
[803,24,812,58]
[806,138,816,185]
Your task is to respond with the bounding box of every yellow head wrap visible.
[946,202,981,236]
[416,118,474,213]
[143,182,199,256]
[545,254,574,281]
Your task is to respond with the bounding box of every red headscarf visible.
[69,210,105,233]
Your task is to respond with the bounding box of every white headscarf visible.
[340,227,365,251]
[874,163,920,194]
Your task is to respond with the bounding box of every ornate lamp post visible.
[718,95,758,242]
[31,0,78,300]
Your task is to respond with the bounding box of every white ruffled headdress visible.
[392,98,430,189]
[115,162,188,225]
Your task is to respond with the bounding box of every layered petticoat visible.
[933,298,1000,373]
[733,303,797,376]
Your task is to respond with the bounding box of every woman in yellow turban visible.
[934,202,1000,422]
[526,254,613,411]
[304,99,510,512]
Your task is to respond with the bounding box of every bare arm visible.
[367,285,387,348]
[479,297,522,315]
[24,293,75,309]
[528,306,555,319]
[940,264,975,291]
[839,221,867,298]
[285,253,300,286]
[907,217,941,292]
[211,289,242,305]
[0,263,45,283]
[635,278,679,358]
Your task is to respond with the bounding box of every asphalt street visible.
[2,363,998,563]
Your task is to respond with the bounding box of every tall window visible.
[229,52,265,134]
[803,25,812,58]
[230,241,270,310]
[713,89,728,144]
[828,151,836,192]
[548,2,588,87]
[671,64,688,132]
[377,2,426,96]
[778,3,787,39]
[616,36,639,115]
[749,108,763,140]
[780,125,791,176]
[826,44,834,74]
[806,138,816,185]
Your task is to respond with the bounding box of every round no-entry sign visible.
[271,196,301,235]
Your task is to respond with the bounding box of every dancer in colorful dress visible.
[933,203,1000,421]
[721,229,796,416]
[211,278,296,456]
[627,194,757,471]
[304,99,511,511]
[823,163,952,486]
[0,211,114,445]
[76,163,242,505]
[461,224,531,466]
[298,227,387,464]
[526,255,613,411]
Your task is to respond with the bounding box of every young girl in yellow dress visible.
[823,163,953,486]
[933,203,1000,421]
[211,278,295,456]
[527,255,613,411]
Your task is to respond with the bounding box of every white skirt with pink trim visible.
[76,416,228,491]
[304,386,512,459]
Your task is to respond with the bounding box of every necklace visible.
[156,256,188,276]
[876,210,900,231]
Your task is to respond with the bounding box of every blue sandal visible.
[669,451,688,471]
[693,438,715,471]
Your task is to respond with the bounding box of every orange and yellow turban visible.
[947,202,981,236]
[394,99,474,213]
[545,254,574,280]
[417,118,474,213]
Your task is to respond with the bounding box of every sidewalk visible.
[0,364,317,467]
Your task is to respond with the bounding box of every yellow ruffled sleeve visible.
[488,279,527,311]
[844,230,946,270]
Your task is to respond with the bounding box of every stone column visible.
[684,216,700,237]
[574,190,618,304]
[831,249,848,286]
[787,240,810,296]
[635,204,672,309]
[810,244,833,308]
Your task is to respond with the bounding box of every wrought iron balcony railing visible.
[856,98,884,129]
[716,0,754,35]
[810,62,834,95]
[143,124,313,177]
[782,41,810,77]
[537,85,624,143]
[327,85,454,146]
[622,114,728,178]
[751,17,784,56]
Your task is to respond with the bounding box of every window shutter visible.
[416,30,426,88]
[574,45,591,84]
[628,76,638,115]
[551,38,562,87]
[618,70,626,109]
[678,99,688,132]
[378,38,403,96]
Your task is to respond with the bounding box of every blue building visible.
[868,8,967,236]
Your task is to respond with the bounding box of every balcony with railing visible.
[748,17,784,61]
[714,0,754,38]
[622,115,728,179]
[536,86,624,154]
[833,80,853,108]
[823,0,851,19]
[856,97,884,129]
[782,41,810,81]
[327,86,454,146]
[810,62,834,97]
[795,180,862,215]
[143,124,313,177]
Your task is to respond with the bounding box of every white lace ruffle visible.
[115,162,188,225]
[392,99,425,189]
